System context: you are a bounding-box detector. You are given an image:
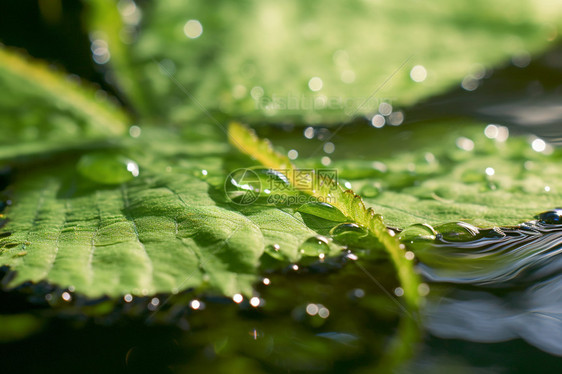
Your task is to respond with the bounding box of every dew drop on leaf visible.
[299,236,330,257]
[224,168,261,204]
[297,202,347,222]
[398,223,436,243]
[435,222,480,242]
[77,153,139,184]
[359,184,380,198]
[264,243,287,261]
[329,223,368,245]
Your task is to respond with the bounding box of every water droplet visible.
[531,138,547,152]
[288,149,299,160]
[346,252,359,261]
[297,202,347,222]
[378,102,392,116]
[461,75,479,91]
[306,303,319,316]
[299,236,330,257]
[124,294,133,303]
[304,127,315,139]
[232,294,243,303]
[410,65,427,82]
[91,38,110,64]
[398,223,436,243]
[512,51,531,68]
[184,19,203,39]
[250,86,264,99]
[352,288,365,298]
[318,306,330,318]
[360,184,380,198]
[456,137,474,151]
[129,125,141,138]
[483,124,509,142]
[77,153,140,184]
[388,111,404,126]
[61,292,72,302]
[330,223,368,245]
[424,152,436,163]
[308,77,323,91]
[249,328,261,340]
[264,243,287,261]
[224,168,262,205]
[371,114,385,128]
[435,222,480,242]
[418,283,430,296]
[250,297,261,307]
[537,209,562,225]
[323,142,335,154]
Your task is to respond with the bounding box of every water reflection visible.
[415,216,562,356]
[425,273,562,356]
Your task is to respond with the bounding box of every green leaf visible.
[0,126,342,298]
[228,122,421,308]
[119,0,562,124]
[0,47,129,161]
[327,122,562,229]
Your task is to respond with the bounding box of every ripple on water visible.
[414,214,562,286]
[414,209,562,356]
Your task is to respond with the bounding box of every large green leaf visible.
[0,125,342,297]
[96,0,562,124]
